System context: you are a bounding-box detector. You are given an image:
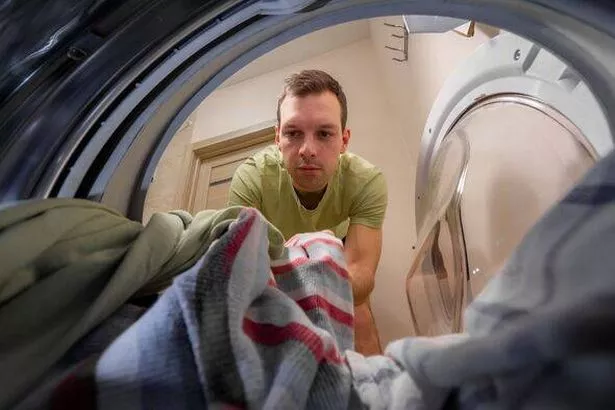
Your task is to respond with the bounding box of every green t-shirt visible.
[228,145,388,240]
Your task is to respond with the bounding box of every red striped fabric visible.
[296,295,353,328]
[271,255,349,279]
[271,256,309,275]
[242,319,344,364]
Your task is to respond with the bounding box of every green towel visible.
[0,198,285,410]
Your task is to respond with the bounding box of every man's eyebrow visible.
[319,123,337,129]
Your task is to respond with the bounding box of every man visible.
[228,69,388,355]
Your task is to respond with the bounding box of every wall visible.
[142,112,194,223]
[221,20,370,88]
[192,39,386,144]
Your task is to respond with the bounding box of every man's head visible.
[275,69,351,193]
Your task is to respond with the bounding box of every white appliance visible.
[407,32,613,336]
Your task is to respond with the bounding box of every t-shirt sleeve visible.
[228,157,262,209]
[349,171,388,228]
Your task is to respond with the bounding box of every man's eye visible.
[318,131,332,138]
[283,131,300,138]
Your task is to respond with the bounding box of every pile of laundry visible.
[2,150,615,409]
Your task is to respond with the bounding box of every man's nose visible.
[299,135,317,158]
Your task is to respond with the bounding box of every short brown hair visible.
[276,69,348,129]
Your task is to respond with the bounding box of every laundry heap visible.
[2,150,615,409]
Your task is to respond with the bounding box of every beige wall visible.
[143,18,499,348]
[142,112,194,223]
[192,39,386,144]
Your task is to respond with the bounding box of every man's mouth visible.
[298,164,322,171]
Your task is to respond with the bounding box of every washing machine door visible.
[407,33,613,336]
[406,129,470,335]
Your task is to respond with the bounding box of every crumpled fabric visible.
[12,207,355,410]
[0,199,283,409]
[5,149,615,410]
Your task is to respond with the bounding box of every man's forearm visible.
[348,264,375,306]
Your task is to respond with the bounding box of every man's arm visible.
[344,223,383,305]
[345,171,388,305]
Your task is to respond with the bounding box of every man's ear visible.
[341,128,351,153]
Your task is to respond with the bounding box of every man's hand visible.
[343,224,382,305]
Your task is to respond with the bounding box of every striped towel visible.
[19,208,355,409]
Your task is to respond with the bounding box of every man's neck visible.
[295,186,327,210]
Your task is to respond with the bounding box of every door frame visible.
[179,120,276,213]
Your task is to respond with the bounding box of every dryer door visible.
[455,95,596,301]
[408,33,610,337]
[406,129,469,336]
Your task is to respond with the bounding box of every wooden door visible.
[199,142,270,210]
[181,123,275,214]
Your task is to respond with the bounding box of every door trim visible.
[180,120,276,213]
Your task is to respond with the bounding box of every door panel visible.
[209,158,246,183]
[196,140,272,212]
[206,181,232,209]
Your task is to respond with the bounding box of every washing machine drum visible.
[1,1,615,334]
[407,33,614,336]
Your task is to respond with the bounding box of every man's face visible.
[275,91,350,193]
